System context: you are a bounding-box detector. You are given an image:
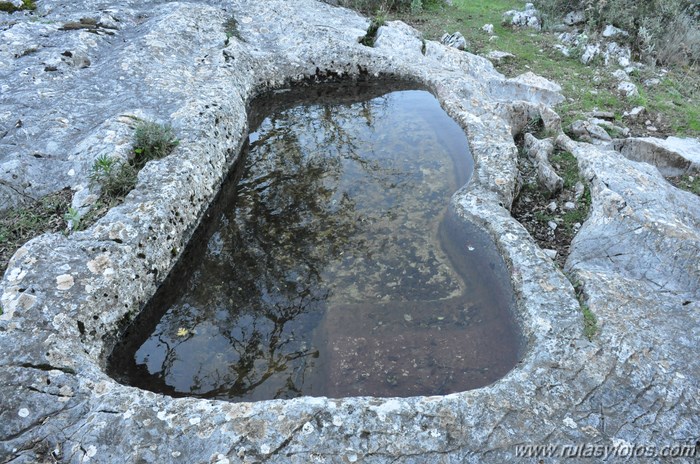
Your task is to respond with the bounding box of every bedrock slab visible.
[613,136,700,176]
[0,1,698,463]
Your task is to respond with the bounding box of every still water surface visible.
[109,82,522,401]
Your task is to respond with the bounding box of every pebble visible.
[548,221,558,230]
[564,201,576,210]
[543,249,558,259]
[547,201,557,212]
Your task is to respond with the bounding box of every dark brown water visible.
[108,81,522,401]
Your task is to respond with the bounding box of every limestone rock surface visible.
[0,1,698,463]
[613,136,700,176]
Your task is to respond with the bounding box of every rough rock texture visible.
[502,3,541,30]
[570,119,613,145]
[563,10,585,26]
[0,1,699,463]
[440,31,467,50]
[523,133,564,195]
[613,136,700,176]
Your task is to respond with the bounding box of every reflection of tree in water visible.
[138,97,402,400]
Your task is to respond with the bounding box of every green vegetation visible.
[520,149,592,233]
[89,153,137,198]
[0,120,178,273]
[536,0,700,67]
[570,277,599,340]
[90,120,179,200]
[668,174,700,196]
[332,0,442,15]
[0,189,71,274]
[550,150,581,189]
[561,187,590,231]
[223,16,242,45]
[359,14,386,46]
[582,304,598,340]
[63,207,81,232]
[381,0,699,137]
[0,0,36,13]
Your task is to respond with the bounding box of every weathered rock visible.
[580,43,600,64]
[0,1,698,463]
[524,133,564,195]
[553,43,570,56]
[619,79,639,97]
[602,24,629,39]
[542,248,558,259]
[610,68,639,97]
[604,41,631,67]
[570,119,613,145]
[502,3,541,30]
[440,31,467,50]
[539,104,562,134]
[558,31,632,67]
[613,136,700,176]
[499,71,564,107]
[558,137,700,459]
[588,117,628,137]
[563,10,585,26]
[485,50,514,62]
[623,105,646,121]
[481,23,494,35]
[591,110,615,119]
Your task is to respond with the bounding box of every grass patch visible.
[512,146,591,267]
[582,304,598,340]
[667,174,700,196]
[360,14,386,46]
[0,188,71,275]
[387,0,699,137]
[0,0,36,13]
[223,16,242,45]
[571,277,599,340]
[549,150,583,190]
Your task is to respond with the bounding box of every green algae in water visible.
[109,81,522,401]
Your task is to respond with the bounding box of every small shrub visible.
[63,207,81,233]
[89,120,179,200]
[410,0,422,14]
[359,14,386,46]
[89,154,135,199]
[582,305,598,340]
[327,0,440,14]
[223,16,242,45]
[132,121,179,168]
[0,0,36,13]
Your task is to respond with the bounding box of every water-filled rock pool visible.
[109,81,522,401]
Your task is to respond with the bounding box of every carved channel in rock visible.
[108,79,522,401]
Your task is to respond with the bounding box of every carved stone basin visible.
[109,81,522,401]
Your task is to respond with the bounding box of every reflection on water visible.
[108,81,522,401]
